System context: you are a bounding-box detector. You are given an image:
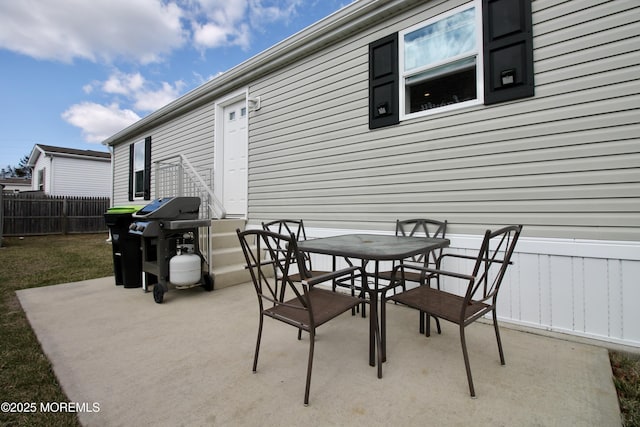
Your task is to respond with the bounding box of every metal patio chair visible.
[376,219,447,334]
[262,219,330,282]
[263,219,364,316]
[237,228,364,405]
[381,225,522,397]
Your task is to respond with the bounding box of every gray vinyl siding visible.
[112,143,128,206]
[247,0,640,241]
[112,102,216,206]
[51,157,111,197]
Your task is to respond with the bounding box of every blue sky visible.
[0,0,351,171]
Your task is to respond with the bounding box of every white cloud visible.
[248,0,302,28]
[64,68,186,142]
[2,0,310,144]
[192,21,237,48]
[190,0,302,50]
[102,72,146,96]
[64,70,185,142]
[0,0,308,63]
[96,70,185,112]
[194,0,248,24]
[133,81,186,112]
[61,102,141,143]
[190,1,250,49]
[82,83,95,94]
[0,0,186,64]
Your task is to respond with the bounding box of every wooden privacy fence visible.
[2,193,111,236]
[0,189,3,245]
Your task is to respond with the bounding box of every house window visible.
[129,136,151,201]
[38,168,45,191]
[133,140,145,198]
[368,0,533,129]
[399,2,482,119]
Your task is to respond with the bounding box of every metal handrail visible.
[154,154,226,219]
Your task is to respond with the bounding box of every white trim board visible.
[305,227,640,261]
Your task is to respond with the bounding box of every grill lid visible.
[133,197,201,220]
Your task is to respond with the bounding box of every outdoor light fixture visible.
[501,69,516,87]
[248,96,261,111]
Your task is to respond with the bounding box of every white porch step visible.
[212,263,252,289]
[208,218,252,289]
[212,246,246,267]
[211,232,239,250]
[212,218,246,233]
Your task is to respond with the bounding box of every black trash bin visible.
[104,206,143,288]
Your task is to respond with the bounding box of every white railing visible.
[154,154,226,275]
[154,154,226,220]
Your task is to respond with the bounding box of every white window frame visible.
[133,140,145,199]
[399,1,484,121]
[38,168,45,191]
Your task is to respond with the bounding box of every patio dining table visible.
[297,233,450,378]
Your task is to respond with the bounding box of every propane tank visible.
[169,247,201,286]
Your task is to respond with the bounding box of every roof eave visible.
[26,145,45,167]
[27,144,110,165]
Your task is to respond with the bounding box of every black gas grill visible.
[129,197,213,303]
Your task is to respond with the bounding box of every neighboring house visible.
[27,144,111,197]
[103,0,640,348]
[0,178,31,193]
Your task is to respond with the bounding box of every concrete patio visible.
[17,277,621,426]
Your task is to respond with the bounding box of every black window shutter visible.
[483,0,534,105]
[143,136,152,200]
[128,143,134,201]
[369,33,399,129]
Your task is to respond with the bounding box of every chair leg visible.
[304,329,315,406]
[350,281,359,316]
[346,275,364,317]
[492,309,506,365]
[375,304,383,379]
[419,311,425,334]
[253,315,264,372]
[459,325,476,398]
[431,276,442,335]
[381,297,387,362]
[423,314,441,337]
[298,329,302,340]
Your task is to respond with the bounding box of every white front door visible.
[221,99,248,216]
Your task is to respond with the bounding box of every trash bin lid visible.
[106,206,144,214]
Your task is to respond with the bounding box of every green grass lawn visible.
[0,234,638,426]
[611,350,640,426]
[0,234,112,427]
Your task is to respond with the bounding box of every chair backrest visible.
[262,219,312,274]
[237,228,309,310]
[465,225,522,306]
[395,219,447,266]
[262,219,307,242]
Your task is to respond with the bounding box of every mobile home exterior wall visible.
[248,0,639,241]
[106,0,640,348]
[245,0,640,347]
[112,102,216,205]
[29,145,111,197]
[244,0,640,346]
